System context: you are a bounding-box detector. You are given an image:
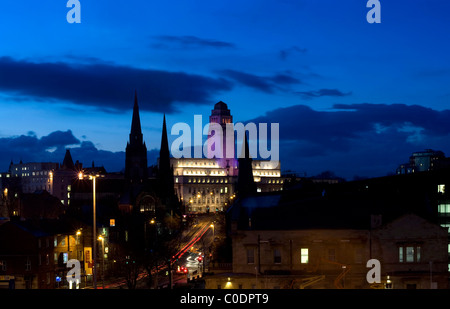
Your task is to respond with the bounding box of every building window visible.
[0,260,6,271]
[438,184,446,193]
[438,203,450,215]
[273,249,281,264]
[300,248,309,264]
[328,249,335,262]
[399,245,421,263]
[25,257,31,271]
[246,248,254,264]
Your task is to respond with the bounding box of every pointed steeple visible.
[129,90,143,145]
[160,114,170,162]
[125,91,148,183]
[158,114,174,200]
[62,149,75,170]
[236,132,257,198]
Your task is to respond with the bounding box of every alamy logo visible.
[66,0,81,23]
[366,259,381,283]
[66,259,81,289]
[366,0,381,23]
[170,115,279,163]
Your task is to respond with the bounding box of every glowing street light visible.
[78,171,101,289]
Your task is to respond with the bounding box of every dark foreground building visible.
[204,168,450,289]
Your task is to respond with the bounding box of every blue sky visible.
[0,0,449,179]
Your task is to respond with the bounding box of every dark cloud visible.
[0,57,232,113]
[296,88,352,99]
[247,103,450,179]
[151,35,236,50]
[0,130,160,173]
[218,69,302,93]
[40,130,80,149]
[279,46,307,61]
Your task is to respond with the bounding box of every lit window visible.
[399,245,421,263]
[438,204,450,214]
[406,247,414,262]
[301,248,309,264]
[438,184,445,193]
[110,219,115,227]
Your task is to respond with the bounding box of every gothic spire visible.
[125,91,148,183]
[158,114,174,199]
[237,132,257,198]
[129,90,143,144]
[160,114,170,162]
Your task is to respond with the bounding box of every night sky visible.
[0,0,449,180]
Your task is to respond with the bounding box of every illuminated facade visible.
[9,161,58,194]
[172,102,284,213]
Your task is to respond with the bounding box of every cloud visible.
[151,35,236,50]
[0,130,161,173]
[218,69,302,93]
[279,46,307,61]
[296,88,352,99]
[40,130,80,149]
[0,56,232,113]
[246,103,450,179]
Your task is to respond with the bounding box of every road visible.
[91,214,217,289]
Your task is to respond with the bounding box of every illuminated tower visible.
[207,101,236,172]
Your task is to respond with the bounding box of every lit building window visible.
[438,204,450,214]
[110,219,115,227]
[398,245,421,263]
[438,184,445,193]
[301,248,309,264]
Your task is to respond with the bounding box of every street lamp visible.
[78,171,101,289]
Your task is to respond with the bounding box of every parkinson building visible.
[171,101,284,213]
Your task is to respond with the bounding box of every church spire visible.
[236,132,257,198]
[125,91,148,183]
[160,114,169,162]
[158,114,174,199]
[129,90,143,145]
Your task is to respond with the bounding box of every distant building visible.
[8,161,59,194]
[396,149,448,174]
[172,101,284,213]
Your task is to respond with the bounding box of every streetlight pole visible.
[79,172,99,289]
[99,235,105,289]
[92,175,97,289]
